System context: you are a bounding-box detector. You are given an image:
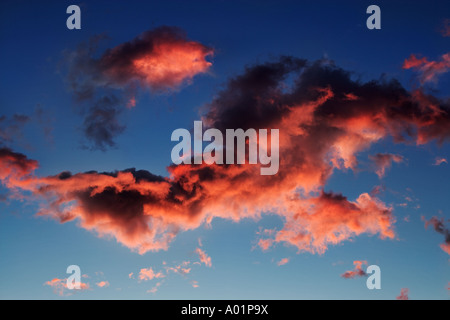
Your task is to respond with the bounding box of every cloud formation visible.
[138,267,165,281]
[440,19,450,37]
[396,288,409,300]
[369,153,404,178]
[423,216,450,255]
[3,56,450,256]
[341,260,367,279]
[277,258,290,266]
[433,157,448,166]
[403,53,450,84]
[44,277,90,296]
[64,26,213,150]
[195,248,212,267]
[96,281,109,288]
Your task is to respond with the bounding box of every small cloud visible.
[195,248,212,267]
[96,281,109,288]
[433,157,448,166]
[277,258,290,266]
[369,153,404,179]
[341,261,368,279]
[440,19,450,37]
[191,280,199,288]
[44,277,90,296]
[138,267,165,281]
[147,281,162,294]
[396,288,409,300]
[423,216,450,256]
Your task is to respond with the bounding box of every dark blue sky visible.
[0,0,449,299]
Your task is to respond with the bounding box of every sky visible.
[0,0,449,300]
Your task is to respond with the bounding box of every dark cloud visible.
[2,56,450,254]
[423,216,450,255]
[64,26,213,150]
[0,114,30,145]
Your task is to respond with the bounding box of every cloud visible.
[165,261,191,275]
[433,157,448,166]
[440,19,450,37]
[0,147,38,193]
[0,114,30,145]
[138,267,165,281]
[3,56,450,256]
[195,248,212,267]
[396,288,409,300]
[44,277,90,296]
[64,26,213,150]
[341,260,367,279]
[190,280,199,288]
[147,281,162,294]
[277,258,290,266]
[403,53,450,84]
[369,153,404,178]
[96,281,109,288]
[423,216,450,255]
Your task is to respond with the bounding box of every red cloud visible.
[65,26,213,150]
[341,260,368,279]
[3,57,450,256]
[0,147,38,191]
[99,26,213,91]
[396,288,409,300]
[369,153,404,178]
[403,53,450,83]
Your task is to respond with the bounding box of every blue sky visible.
[0,0,449,299]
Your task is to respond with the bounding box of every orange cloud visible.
[65,26,213,150]
[277,258,290,266]
[96,281,109,288]
[44,277,90,296]
[403,53,450,83]
[3,57,450,257]
[396,288,409,300]
[341,260,368,279]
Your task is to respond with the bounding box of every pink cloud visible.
[423,216,450,256]
[138,267,165,281]
[44,277,90,296]
[341,260,368,279]
[195,248,212,267]
[96,281,109,288]
[369,153,404,178]
[277,258,290,266]
[433,157,448,166]
[396,288,409,300]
